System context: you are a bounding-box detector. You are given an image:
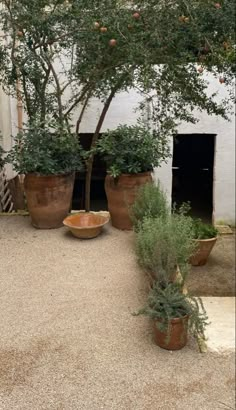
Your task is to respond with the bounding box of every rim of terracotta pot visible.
[63,213,110,230]
[193,237,217,243]
[155,314,189,325]
[107,171,152,178]
[25,172,75,178]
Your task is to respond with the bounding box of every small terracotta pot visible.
[63,212,110,239]
[153,316,189,350]
[24,173,75,229]
[190,237,217,266]
[105,172,152,230]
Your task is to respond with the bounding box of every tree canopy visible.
[0,0,235,208]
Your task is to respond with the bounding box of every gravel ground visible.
[187,232,235,296]
[0,216,235,410]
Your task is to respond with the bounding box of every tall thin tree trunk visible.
[84,88,117,212]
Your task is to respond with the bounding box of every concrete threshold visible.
[202,297,235,353]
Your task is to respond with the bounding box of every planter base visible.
[153,316,189,350]
[24,173,75,229]
[105,172,152,230]
[190,237,217,266]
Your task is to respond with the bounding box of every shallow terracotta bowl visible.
[63,212,110,239]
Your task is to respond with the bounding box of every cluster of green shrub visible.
[130,182,216,346]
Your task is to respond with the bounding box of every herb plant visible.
[193,219,218,239]
[135,214,196,284]
[130,182,169,231]
[135,282,208,342]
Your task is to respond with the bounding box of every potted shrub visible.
[135,282,208,351]
[7,120,83,229]
[130,181,169,232]
[135,210,197,287]
[0,145,4,169]
[190,219,218,266]
[96,124,169,230]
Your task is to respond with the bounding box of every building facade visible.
[0,74,235,225]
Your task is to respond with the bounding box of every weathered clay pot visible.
[24,173,75,229]
[190,237,217,266]
[153,316,189,350]
[105,172,152,230]
[63,212,110,239]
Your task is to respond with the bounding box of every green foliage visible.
[130,182,169,231]
[193,219,218,239]
[135,214,196,284]
[0,0,76,124]
[0,0,235,209]
[0,144,5,168]
[96,125,170,178]
[0,0,235,129]
[135,282,208,341]
[6,120,83,175]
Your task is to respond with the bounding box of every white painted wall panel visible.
[2,69,235,223]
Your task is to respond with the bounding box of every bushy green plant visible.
[135,282,208,342]
[0,144,5,168]
[6,120,83,175]
[96,125,170,178]
[193,219,218,239]
[135,213,196,284]
[130,182,169,231]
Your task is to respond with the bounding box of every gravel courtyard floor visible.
[0,217,235,410]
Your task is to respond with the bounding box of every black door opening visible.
[72,134,108,211]
[172,134,215,222]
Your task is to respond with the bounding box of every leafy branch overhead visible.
[0,0,235,129]
[0,0,235,207]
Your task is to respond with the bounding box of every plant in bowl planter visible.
[96,124,169,230]
[130,181,169,232]
[135,212,196,287]
[190,219,218,266]
[7,120,83,229]
[135,282,208,350]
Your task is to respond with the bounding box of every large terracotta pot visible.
[190,237,217,266]
[105,172,152,230]
[24,173,75,229]
[153,316,189,350]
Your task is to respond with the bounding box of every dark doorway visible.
[72,134,108,211]
[172,134,216,222]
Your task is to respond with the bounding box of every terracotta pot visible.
[153,316,189,350]
[105,172,152,230]
[63,212,110,239]
[24,173,75,229]
[190,237,217,266]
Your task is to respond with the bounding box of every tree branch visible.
[84,86,119,212]
[76,91,92,134]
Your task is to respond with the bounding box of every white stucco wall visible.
[0,87,15,179]
[71,73,235,225]
[1,72,235,224]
